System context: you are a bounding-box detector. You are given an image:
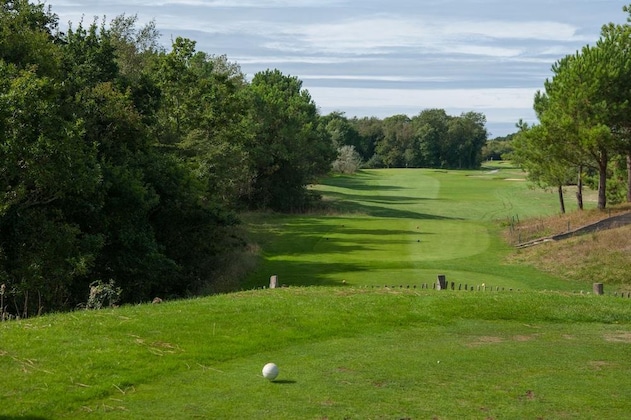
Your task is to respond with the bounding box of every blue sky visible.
[50,1,628,137]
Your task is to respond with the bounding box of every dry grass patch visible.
[508,225,631,290]
[603,332,631,343]
[504,203,631,245]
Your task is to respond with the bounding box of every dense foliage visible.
[0,1,490,315]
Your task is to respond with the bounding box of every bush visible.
[332,145,363,174]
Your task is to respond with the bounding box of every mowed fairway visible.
[244,166,587,291]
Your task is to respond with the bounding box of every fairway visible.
[244,166,586,291]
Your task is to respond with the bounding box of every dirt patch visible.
[588,361,610,370]
[603,332,631,343]
[467,336,504,347]
[513,334,538,342]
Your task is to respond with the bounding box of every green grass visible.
[242,167,593,291]
[2,289,631,419]
[3,166,629,419]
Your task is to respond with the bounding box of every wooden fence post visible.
[437,275,447,290]
[270,275,278,289]
[593,283,604,295]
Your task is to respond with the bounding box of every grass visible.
[505,202,631,245]
[2,165,631,419]
[2,289,631,419]
[510,224,631,291]
[241,167,599,292]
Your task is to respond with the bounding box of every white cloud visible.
[300,75,454,83]
[54,0,341,6]
[233,56,372,65]
[307,87,537,111]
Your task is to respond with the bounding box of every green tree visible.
[374,115,414,168]
[511,121,576,213]
[412,109,450,168]
[481,133,515,161]
[0,63,102,314]
[446,112,488,169]
[598,9,631,202]
[244,69,335,211]
[530,4,631,210]
[349,116,382,164]
[0,0,60,77]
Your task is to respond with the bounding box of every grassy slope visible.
[243,165,593,291]
[3,166,631,419]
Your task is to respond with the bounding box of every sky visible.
[48,1,629,138]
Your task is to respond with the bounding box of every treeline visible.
[325,110,488,170]
[0,1,489,316]
[511,4,631,212]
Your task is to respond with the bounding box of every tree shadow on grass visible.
[319,187,457,220]
[320,172,403,192]
[245,260,371,288]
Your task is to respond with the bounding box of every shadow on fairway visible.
[320,174,402,192]
[246,260,381,288]
[352,201,457,220]
[319,186,457,220]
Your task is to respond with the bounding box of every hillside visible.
[508,204,631,292]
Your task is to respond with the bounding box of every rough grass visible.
[509,224,631,291]
[505,202,631,245]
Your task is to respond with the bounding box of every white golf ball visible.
[262,362,279,380]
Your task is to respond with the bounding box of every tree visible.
[323,112,364,157]
[375,115,414,168]
[244,69,335,211]
[412,109,450,168]
[511,121,576,213]
[598,9,631,203]
[0,63,102,314]
[481,133,515,161]
[349,116,382,164]
[530,4,631,210]
[332,145,363,174]
[0,0,61,77]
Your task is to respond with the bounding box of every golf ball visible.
[262,362,279,380]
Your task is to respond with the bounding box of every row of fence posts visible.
[269,275,623,297]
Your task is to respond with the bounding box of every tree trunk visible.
[558,185,566,214]
[627,153,631,203]
[576,165,584,210]
[597,152,608,210]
